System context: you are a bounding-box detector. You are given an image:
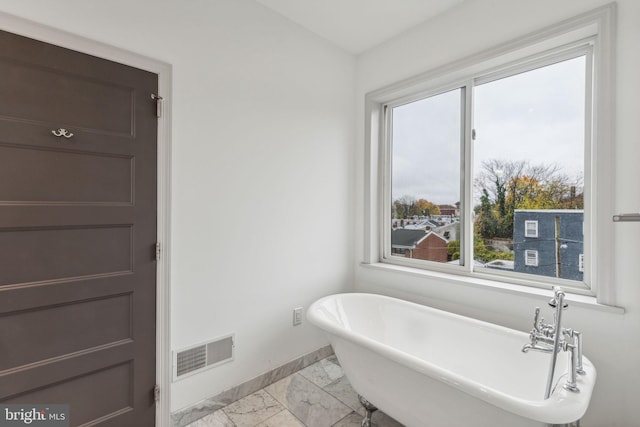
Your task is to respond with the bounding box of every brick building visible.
[391,229,449,263]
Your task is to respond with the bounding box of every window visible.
[365,5,615,301]
[386,52,587,285]
[525,250,539,267]
[525,221,539,238]
[389,88,461,265]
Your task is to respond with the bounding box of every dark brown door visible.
[0,30,158,426]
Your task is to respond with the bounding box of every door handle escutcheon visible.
[51,128,74,139]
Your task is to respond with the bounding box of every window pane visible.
[390,89,462,264]
[473,56,586,281]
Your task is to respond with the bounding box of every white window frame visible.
[363,4,616,305]
[525,250,539,267]
[525,221,539,238]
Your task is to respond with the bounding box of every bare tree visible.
[393,195,416,219]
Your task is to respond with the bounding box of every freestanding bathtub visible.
[307,293,596,427]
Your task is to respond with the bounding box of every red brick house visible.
[391,229,449,263]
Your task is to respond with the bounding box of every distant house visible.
[438,204,457,216]
[392,218,441,230]
[513,210,584,281]
[434,221,459,241]
[403,219,441,230]
[391,229,449,263]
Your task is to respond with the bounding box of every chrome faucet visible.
[522,287,585,398]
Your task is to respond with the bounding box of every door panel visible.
[0,29,158,426]
[0,58,134,135]
[0,294,132,370]
[0,144,134,203]
[0,225,133,284]
[4,361,135,426]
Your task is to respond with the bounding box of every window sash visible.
[382,85,469,274]
[365,4,615,303]
[381,44,593,291]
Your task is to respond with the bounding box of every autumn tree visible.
[412,199,441,217]
[393,196,441,218]
[474,159,583,239]
[475,188,499,237]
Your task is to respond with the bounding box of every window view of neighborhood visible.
[390,56,586,283]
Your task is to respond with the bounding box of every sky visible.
[391,55,586,206]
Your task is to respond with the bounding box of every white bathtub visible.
[307,293,596,427]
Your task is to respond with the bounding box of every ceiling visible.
[254,0,466,55]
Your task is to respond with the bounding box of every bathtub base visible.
[357,394,378,427]
[334,337,551,427]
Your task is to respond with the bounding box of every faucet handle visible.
[548,298,568,309]
[548,287,569,309]
[532,307,541,331]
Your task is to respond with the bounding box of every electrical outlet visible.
[293,307,303,326]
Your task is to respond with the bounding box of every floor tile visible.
[222,389,284,427]
[371,411,404,427]
[329,411,404,427]
[322,375,363,415]
[265,373,352,427]
[330,412,362,427]
[187,409,236,427]
[182,355,404,427]
[298,356,345,388]
[255,409,305,427]
[174,400,228,427]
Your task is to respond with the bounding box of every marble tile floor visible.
[185,356,404,427]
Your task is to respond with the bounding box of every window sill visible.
[359,262,625,314]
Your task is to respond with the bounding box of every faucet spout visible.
[521,343,553,353]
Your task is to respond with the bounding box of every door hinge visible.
[154,384,160,403]
[155,242,161,261]
[151,94,163,118]
[472,128,477,141]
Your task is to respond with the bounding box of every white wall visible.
[0,0,355,412]
[355,1,639,426]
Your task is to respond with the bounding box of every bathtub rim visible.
[307,292,596,425]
